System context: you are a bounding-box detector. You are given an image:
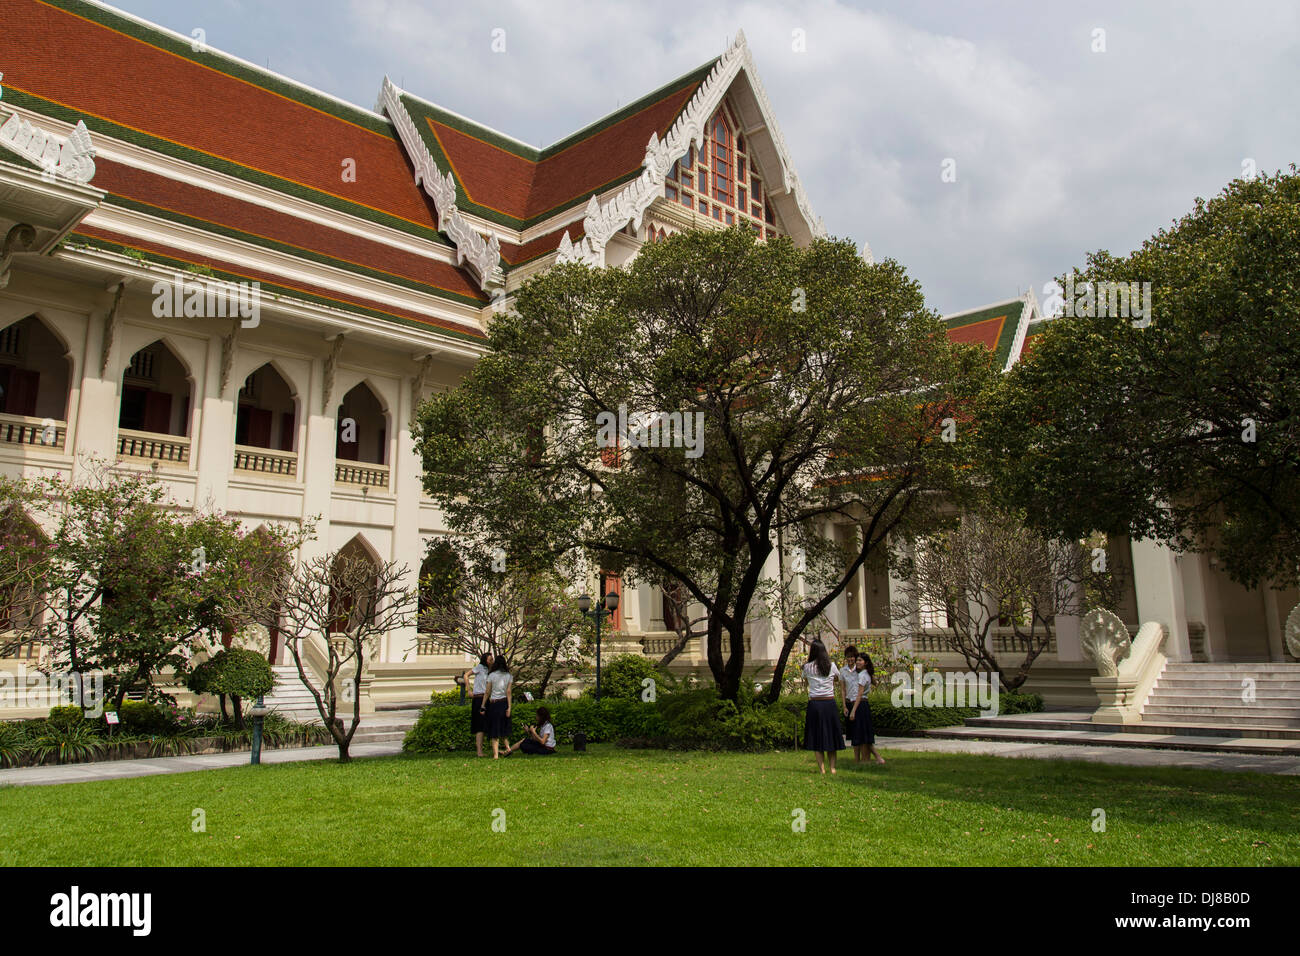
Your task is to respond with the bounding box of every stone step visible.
[1143,703,1300,720]
[966,714,1300,740]
[1152,681,1300,693]
[926,724,1300,756]
[1163,663,1300,673]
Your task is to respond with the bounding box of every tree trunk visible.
[218,694,229,722]
[232,695,244,729]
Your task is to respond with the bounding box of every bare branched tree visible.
[239,550,414,761]
[891,510,1091,692]
[421,568,585,696]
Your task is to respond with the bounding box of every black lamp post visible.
[578,590,619,701]
[248,694,269,765]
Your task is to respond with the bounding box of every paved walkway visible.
[0,741,403,787]
[4,734,1298,787]
[879,735,1300,775]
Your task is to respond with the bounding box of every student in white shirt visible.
[853,654,885,765]
[798,636,844,774]
[839,645,861,747]
[507,705,558,756]
[480,654,514,759]
[464,653,492,757]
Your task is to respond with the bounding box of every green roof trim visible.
[64,232,487,344]
[942,297,1026,371]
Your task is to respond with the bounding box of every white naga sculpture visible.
[1079,607,1133,677]
[1285,603,1300,660]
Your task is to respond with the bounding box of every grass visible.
[1,745,1296,866]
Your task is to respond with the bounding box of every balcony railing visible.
[233,444,298,479]
[416,633,461,656]
[0,413,66,451]
[117,428,191,466]
[911,628,1059,655]
[335,461,389,489]
[639,633,752,656]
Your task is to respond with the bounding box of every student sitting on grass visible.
[506,706,557,756]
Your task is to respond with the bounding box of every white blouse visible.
[803,661,839,697]
[485,670,513,701]
[539,722,556,748]
[840,664,863,702]
[471,663,489,696]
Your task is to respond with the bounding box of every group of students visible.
[461,639,882,772]
[463,653,557,759]
[799,638,886,774]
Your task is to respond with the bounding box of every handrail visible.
[1088,617,1168,724]
[233,444,298,478]
[0,412,67,451]
[117,428,191,465]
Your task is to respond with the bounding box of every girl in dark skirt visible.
[799,637,844,774]
[853,654,885,765]
[481,654,514,759]
[507,706,557,756]
[465,653,492,757]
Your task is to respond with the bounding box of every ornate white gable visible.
[558,32,825,266]
[377,77,504,292]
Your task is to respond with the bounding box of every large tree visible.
[417,227,989,700]
[980,168,1300,588]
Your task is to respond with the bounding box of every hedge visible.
[402,687,1046,754]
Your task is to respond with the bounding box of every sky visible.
[103,0,1300,315]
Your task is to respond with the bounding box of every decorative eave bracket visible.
[377,77,505,293]
[557,31,826,267]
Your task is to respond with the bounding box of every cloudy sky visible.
[108,0,1299,314]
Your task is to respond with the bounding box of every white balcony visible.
[0,413,66,452]
[233,444,298,479]
[117,428,191,467]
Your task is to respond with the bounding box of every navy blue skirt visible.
[850,704,875,746]
[804,698,845,752]
[470,695,486,733]
[485,698,511,738]
[520,739,555,755]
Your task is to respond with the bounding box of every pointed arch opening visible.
[0,315,72,451]
[233,363,299,479]
[329,535,381,635]
[118,340,193,466]
[335,382,390,489]
[0,507,49,659]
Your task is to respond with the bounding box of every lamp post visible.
[248,694,269,765]
[578,591,619,701]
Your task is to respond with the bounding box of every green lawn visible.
[2,746,1296,866]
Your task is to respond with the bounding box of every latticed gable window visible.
[663,99,783,239]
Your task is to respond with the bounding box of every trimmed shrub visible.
[587,655,665,702]
[428,688,465,707]
[403,697,667,753]
[47,705,84,728]
[188,648,274,726]
[117,700,179,736]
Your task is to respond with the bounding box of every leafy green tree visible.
[186,647,274,727]
[417,227,990,701]
[980,168,1300,588]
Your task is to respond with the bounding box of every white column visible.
[70,308,119,465]
[299,353,334,563]
[386,376,422,664]
[192,332,232,510]
[749,540,783,663]
[1130,537,1191,660]
[888,534,918,652]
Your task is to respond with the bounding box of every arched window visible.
[329,536,379,633]
[418,538,463,634]
[119,341,191,437]
[236,364,297,452]
[336,383,387,466]
[0,315,71,450]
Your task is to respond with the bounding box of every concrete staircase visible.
[1142,662,1300,730]
[923,662,1300,756]
[265,665,325,724]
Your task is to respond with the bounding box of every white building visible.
[1,1,1295,728]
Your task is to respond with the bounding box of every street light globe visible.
[577,593,592,614]
[605,591,620,611]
